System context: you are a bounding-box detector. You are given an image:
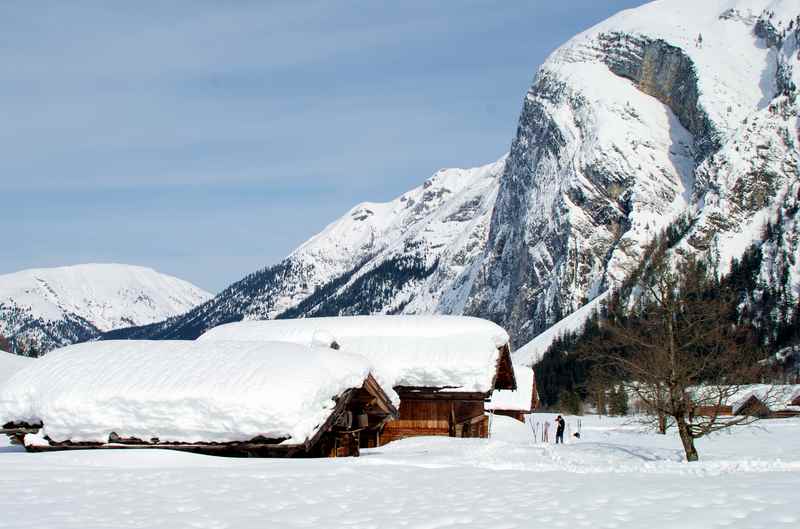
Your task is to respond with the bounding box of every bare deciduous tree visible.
[587,256,771,462]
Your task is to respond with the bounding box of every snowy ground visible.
[0,413,798,529]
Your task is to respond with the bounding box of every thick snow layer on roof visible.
[0,352,32,386]
[486,365,536,412]
[200,316,509,394]
[0,340,371,444]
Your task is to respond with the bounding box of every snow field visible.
[0,414,797,528]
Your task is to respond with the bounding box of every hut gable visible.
[492,345,517,391]
[486,365,539,422]
[0,340,396,457]
[791,389,800,407]
[199,315,516,396]
[733,394,771,418]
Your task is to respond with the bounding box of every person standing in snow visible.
[555,415,566,444]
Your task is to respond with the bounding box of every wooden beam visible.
[395,390,490,401]
[25,442,307,458]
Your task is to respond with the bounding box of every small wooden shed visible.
[485,364,539,423]
[200,315,517,445]
[0,340,397,457]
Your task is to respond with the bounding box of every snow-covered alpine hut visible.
[0,340,397,457]
[199,315,517,444]
[485,364,539,422]
[731,385,800,418]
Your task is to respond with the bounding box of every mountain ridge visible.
[0,263,212,354]
[106,0,800,357]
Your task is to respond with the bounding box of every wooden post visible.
[449,402,456,437]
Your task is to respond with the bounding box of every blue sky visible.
[3,1,647,292]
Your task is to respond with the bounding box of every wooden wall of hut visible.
[693,405,734,417]
[379,390,489,445]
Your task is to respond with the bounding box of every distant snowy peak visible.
[0,264,211,352]
[292,158,505,273]
[0,264,211,331]
[104,157,506,340]
[251,157,508,319]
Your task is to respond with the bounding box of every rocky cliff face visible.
[108,0,800,353]
[466,0,800,346]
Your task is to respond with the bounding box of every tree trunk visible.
[675,416,698,462]
[657,412,667,435]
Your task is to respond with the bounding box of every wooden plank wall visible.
[398,398,484,423]
[381,397,490,445]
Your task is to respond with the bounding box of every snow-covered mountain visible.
[109,0,800,354]
[0,264,211,353]
[105,160,505,340]
[467,0,800,346]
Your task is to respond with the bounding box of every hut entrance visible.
[314,374,398,457]
[380,390,489,445]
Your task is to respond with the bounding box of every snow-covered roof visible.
[729,385,800,413]
[0,340,371,444]
[199,315,512,395]
[690,384,800,413]
[0,352,32,386]
[486,364,537,412]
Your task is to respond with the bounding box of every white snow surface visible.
[0,263,211,332]
[0,352,32,386]
[486,364,536,412]
[200,315,510,396]
[0,413,798,528]
[515,291,609,365]
[555,0,792,134]
[0,340,371,444]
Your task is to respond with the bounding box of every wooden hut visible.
[485,364,539,422]
[727,385,800,419]
[733,394,771,418]
[200,315,517,444]
[0,340,397,457]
